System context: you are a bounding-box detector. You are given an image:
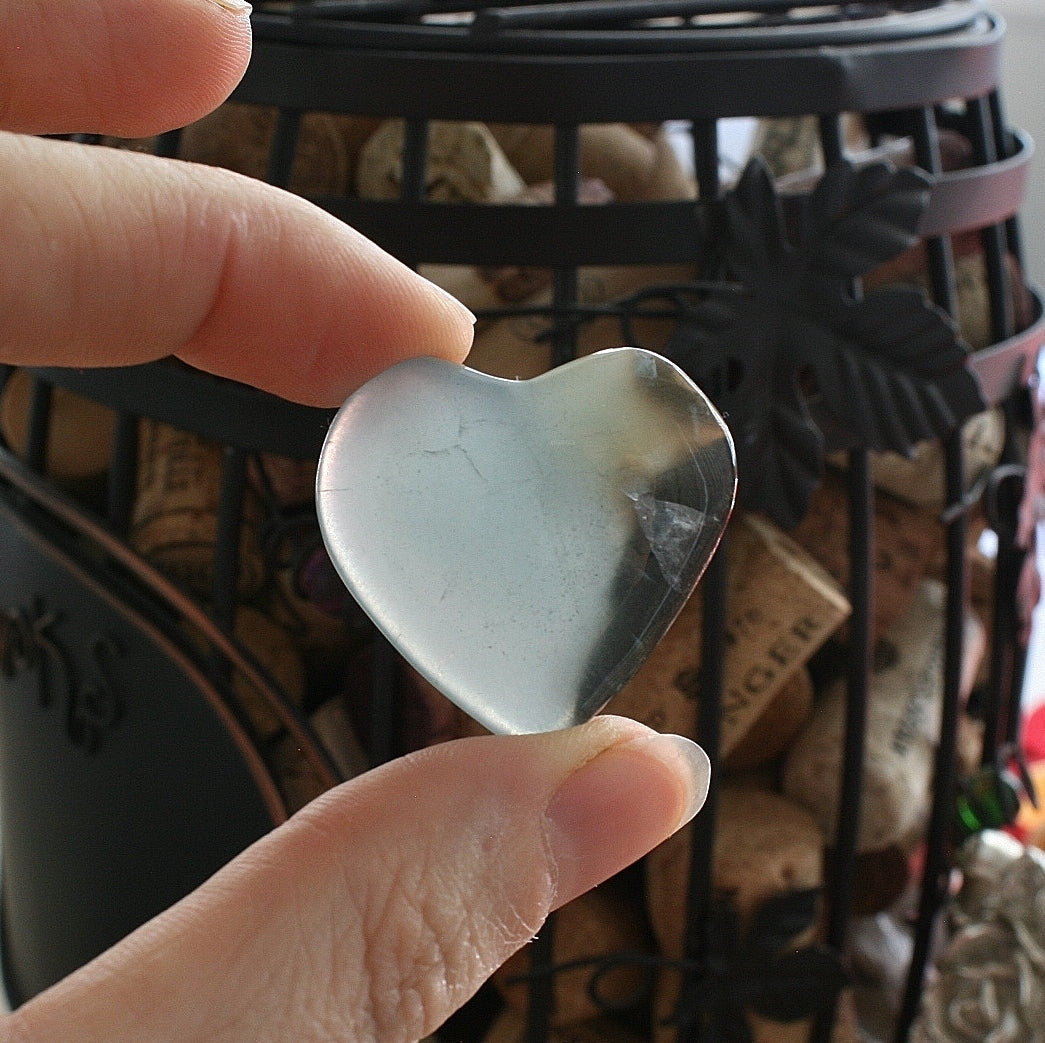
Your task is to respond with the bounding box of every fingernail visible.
[643,733,712,827]
[543,731,710,907]
[208,0,252,14]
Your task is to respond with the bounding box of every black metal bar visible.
[211,445,249,630]
[31,363,338,461]
[267,108,304,188]
[105,412,140,535]
[675,120,724,1043]
[813,448,873,1043]
[817,111,845,166]
[550,123,581,367]
[988,89,1026,266]
[238,19,1003,121]
[368,631,399,765]
[891,103,964,1043]
[912,107,958,312]
[678,118,724,1043]
[523,123,580,1042]
[400,118,430,205]
[679,537,728,1043]
[155,129,182,159]
[984,467,1028,757]
[966,95,1015,345]
[524,919,557,1043]
[318,197,709,266]
[895,429,967,1042]
[966,88,1016,768]
[690,118,720,204]
[472,0,817,33]
[24,377,53,475]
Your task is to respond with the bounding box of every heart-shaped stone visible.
[317,347,736,735]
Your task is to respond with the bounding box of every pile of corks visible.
[1,99,1030,1042]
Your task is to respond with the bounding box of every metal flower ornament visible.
[664,157,986,529]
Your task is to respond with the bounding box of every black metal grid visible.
[1,1,1043,1039]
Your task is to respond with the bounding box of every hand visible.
[0,3,712,1040]
[0,0,474,407]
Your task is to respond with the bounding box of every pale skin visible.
[0,1,711,1040]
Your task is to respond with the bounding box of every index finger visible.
[0,133,475,407]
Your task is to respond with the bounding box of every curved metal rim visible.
[0,445,344,794]
[918,127,1034,238]
[969,285,1045,406]
[252,1,991,55]
[238,17,1003,122]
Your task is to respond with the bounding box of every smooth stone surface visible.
[317,347,736,735]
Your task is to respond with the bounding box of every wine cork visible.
[607,513,849,758]
[709,784,826,921]
[956,710,986,779]
[269,735,327,816]
[461,123,698,380]
[827,408,1006,513]
[308,694,370,779]
[487,123,696,203]
[244,453,362,687]
[182,602,306,742]
[269,695,370,812]
[723,666,814,773]
[865,241,1034,353]
[0,369,116,481]
[264,562,354,690]
[415,262,519,317]
[646,783,825,1043]
[627,126,698,202]
[398,662,481,752]
[248,453,317,508]
[791,472,941,642]
[493,883,652,1027]
[848,846,912,917]
[752,116,825,180]
[457,124,697,379]
[782,580,985,852]
[720,516,850,751]
[464,261,697,380]
[229,606,306,740]
[178,101,380,196]
[130,420,266,599]
[355,119,527,320]
[417,177,617,318]
[356,119,526,202]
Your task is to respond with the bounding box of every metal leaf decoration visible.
[663,156,986,529]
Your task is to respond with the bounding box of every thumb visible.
[8,717,710,1043]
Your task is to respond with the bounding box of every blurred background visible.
[994,0,1045,286]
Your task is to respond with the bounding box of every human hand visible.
[0,3,711,1040]
[0,0,474,407]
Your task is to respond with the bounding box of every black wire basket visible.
[1,2,1044,1041]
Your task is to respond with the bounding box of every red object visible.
[1023,703,1045,766]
